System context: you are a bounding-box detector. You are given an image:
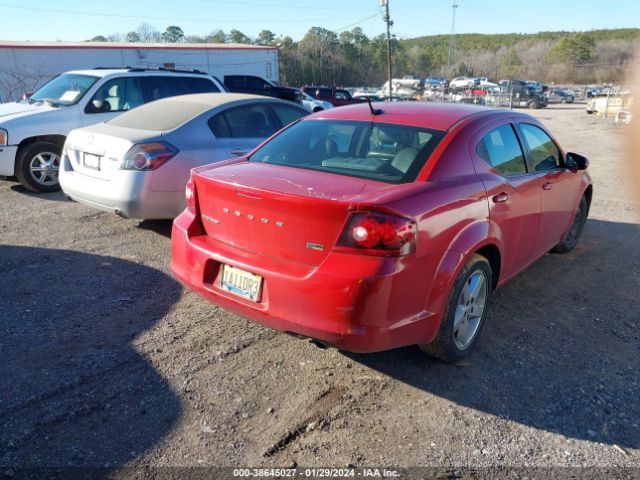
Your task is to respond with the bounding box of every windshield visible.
[30,74,99,106]
[249,119,445,184]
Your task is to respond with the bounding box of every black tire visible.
[527,100,539,109]
[552,196,587,253]
[312,107,324,112]
[561,97,567,103]
[419,254,493,362]
[15,141,62,193]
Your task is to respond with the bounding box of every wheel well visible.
[14,135,66,176]
[18,135,66,151]
[584,185,593,215]
[476,244,501,290]
[312,107,323,112]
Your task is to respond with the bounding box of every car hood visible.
[0,101,57,123]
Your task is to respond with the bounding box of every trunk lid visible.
[193,161,404,265]
[65,124,161,181]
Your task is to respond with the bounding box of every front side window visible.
[520,123,560,171]
[246,77,273,90]
[249,119,445,184]
[30,74,98,106]
[88,77,145,113]
[477,124,527,176]
[209,104,279,138]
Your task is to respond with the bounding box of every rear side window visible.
[209,104,279,138]
[248,119,445,184]
[270,104,307,127]
[181,77,220,93]
[520,123,561,171]
[146,76,187,101]
[477,124,527,176]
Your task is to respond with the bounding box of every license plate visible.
[83,153,101,170]
[220,264,262,302]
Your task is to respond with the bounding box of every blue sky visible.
[1,0,638,42]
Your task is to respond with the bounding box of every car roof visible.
[65,69,209,78]
[106,93,299,132]
[306,102,499,131]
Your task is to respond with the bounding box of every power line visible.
[201,0,367,12]
[463,0,556,31]
[0,3,369,24]
[335,11,382,33]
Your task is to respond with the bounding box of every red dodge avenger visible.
[171,102,591,361]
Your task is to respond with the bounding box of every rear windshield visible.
[107,99,209,131]
[248,119,445,183]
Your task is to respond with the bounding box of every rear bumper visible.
[59,165,185,219]
[170,211,441,353]
[0,146,17,176]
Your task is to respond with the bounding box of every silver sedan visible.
[59,93,308,219]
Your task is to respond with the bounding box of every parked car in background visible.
[546,89,575,103]
[299,91,334,112]
[223,75,298,103]
[424,76,447,87]
[449,76,478,89]
[478,77,498,87]
[499,80,548,109]
[300,86,364,107]
[59,93,308,219]
[0,67,226,192]
[171,102,591,361]
[525,80,543,92]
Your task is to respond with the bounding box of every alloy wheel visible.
[29,152,60,186]
[453,270,488,350]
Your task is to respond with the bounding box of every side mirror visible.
[566,152,589,170]
[86,99,109,114]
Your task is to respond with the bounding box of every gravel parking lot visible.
[1,103,639,478]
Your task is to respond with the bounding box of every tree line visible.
[89,24,640,86]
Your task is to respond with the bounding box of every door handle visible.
[542,181,553,190]
[229,149,247,157]
[492,192,510,203]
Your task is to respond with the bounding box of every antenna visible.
[448,0,458,67]
[367,96,383,115]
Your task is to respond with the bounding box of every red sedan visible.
[171,102,592,361]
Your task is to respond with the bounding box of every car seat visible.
[391,147,418,173]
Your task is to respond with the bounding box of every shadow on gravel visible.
[9,184,69,202]
[0,246,182,478]
[348,219,640,449]
[137,219,174,239]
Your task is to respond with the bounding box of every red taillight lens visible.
[336,211,416,256]
[120,142,178,170]
[185,175,197,214]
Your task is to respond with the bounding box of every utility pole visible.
[448,0,458,67]
[381,0,393,99]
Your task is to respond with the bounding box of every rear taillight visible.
[185,175,198,214]
[120,142,178,170]
[335,211,416,256]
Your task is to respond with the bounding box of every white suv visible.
[0,68,226,192]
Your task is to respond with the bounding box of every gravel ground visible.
[1,103,639,479]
